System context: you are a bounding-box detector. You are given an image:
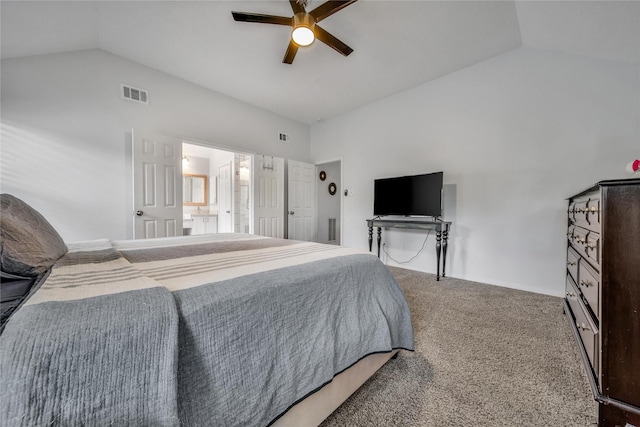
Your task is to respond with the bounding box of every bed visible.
[0,194,414,426]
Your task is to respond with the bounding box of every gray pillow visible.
[1,194,68,277]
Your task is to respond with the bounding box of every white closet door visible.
[287,159,316,242]
[253,156,285,238]
[132,130,182,239]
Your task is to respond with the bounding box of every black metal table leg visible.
[435,230,442,281]
[442,227,448,278]
[368,226,373,252]
[377,227,382,258]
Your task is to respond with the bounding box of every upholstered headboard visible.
[0,194,68,329]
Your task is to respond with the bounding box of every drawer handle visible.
[576,322,590,332]
[567,261,576,266]
[587,242,597,249]
[580,280,593,288]
[566,292,576,298]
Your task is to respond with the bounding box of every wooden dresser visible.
[564,178,640,427]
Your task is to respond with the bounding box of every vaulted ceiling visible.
[2,1,638,124]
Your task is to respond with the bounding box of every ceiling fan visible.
[232,0,358,64]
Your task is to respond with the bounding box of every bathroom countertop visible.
[184,211,218,220]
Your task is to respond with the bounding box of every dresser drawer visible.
[578,260,600,320]
[567,224,582,244]
[565,275,579,299]
[570,197,601,233]
[566,276,599,378]
[566,246,579,284]
[568,226,600,271]
[583,231,600,270]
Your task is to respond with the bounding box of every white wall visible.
[183,155,209,176]
[311,48,639,296]
[1,49,310,242]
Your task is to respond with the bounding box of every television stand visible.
[366,217,452,280]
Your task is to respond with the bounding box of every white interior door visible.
[218,163,232,233]
[253,156,285,238]
[132,130,182,239]
[287,159,316,242]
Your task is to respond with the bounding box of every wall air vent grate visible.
[278,133,290,143]
[328,218,337,242]
[121,84,149,105]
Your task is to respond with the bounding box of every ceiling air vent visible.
[121,84,149,105]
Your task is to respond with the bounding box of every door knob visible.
[136,210,144,216]
[289,211,295,215]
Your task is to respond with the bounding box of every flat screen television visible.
[373,171,443,218]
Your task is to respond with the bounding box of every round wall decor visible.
[328,182,337,195]
[319,170,327,181]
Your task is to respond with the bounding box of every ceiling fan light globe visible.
[292,26,314,46]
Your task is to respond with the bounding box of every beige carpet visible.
[321,267,597,427]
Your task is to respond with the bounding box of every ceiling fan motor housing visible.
[292,13,316,46]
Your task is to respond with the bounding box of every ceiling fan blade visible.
[231,12,292,26]
[289,0,306,15]
[314,25,353,57]
[283,40,299,64]
[309,0,358,22]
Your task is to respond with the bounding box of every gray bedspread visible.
[0,242,180,426]
[0,234,414,426]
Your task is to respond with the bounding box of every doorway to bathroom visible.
[182,142,252,236]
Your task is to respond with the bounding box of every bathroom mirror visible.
[183,174,208,206]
